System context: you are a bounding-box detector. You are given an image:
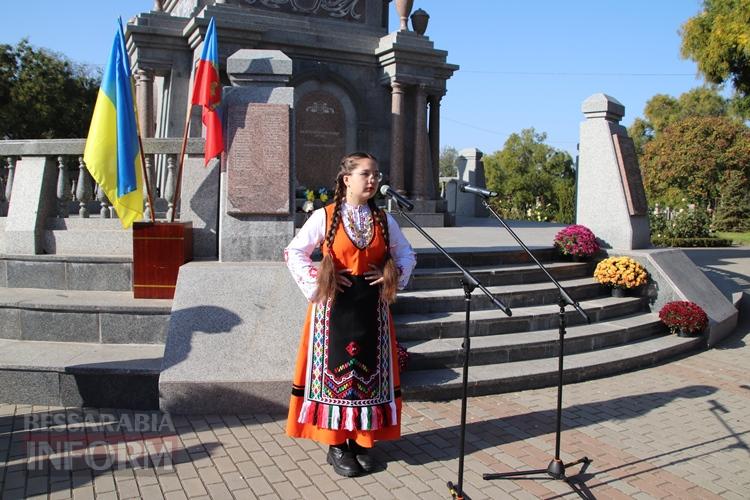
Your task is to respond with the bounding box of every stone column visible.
[220,49,294,261]
[428,94,441,197]
[455,148,485,217]
[577,93,650,249]
[412,84,428,200]
[135,69,155,137]
[389,81,406,194]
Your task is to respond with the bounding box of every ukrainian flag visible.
[83,20,143,228]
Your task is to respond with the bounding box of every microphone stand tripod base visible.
[548,458,565,479]
[447,480,470,500]
[481,455,591,483]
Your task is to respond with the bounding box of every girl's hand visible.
[336,268,353,292]
[364,264,384,286]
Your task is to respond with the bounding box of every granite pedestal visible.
[159,261,307,414]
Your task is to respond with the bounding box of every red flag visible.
[191,18,222,165]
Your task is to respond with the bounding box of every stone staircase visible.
[0,254,168,409]
[398,248,704,400]
[0,247,704,410]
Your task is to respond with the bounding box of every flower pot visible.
[572,254,588,263]
[677,328,692,337]
[611,287,626,298]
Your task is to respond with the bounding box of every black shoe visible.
[348,440,377,473]
[327,443,362,477]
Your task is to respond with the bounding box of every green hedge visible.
[651,237,733,248]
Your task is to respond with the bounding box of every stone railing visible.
[0,138,204,221]
[0,138,217,257]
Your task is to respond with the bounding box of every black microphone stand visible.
[389,200,511,500]
[470,195,592,492]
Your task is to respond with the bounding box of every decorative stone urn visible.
[396,0,414,31]
[410,8,429,35]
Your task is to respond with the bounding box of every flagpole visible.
[131,73,156,224]
[137,133,156,223]
[170,100,193,223]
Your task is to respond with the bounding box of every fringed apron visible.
[286,203,401,447]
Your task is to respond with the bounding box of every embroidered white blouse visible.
[284,203,417,301]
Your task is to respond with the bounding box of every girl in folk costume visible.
[284,152,416,477]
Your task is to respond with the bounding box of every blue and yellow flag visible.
[83,20,143,228]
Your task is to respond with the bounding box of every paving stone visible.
[180,477,207,497]
[163,491,188,500]
[204,482,234,500]
[156,473,182,493]
[246,475,274,496]
[197,466,222,485]
[138,484,165,499]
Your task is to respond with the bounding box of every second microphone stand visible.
[390,201,511,500]
[470,195,592,493]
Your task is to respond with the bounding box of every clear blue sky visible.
[2,1,708,157]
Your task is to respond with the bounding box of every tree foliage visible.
[0,40,100,139]
[484,128,575,223]
[640,116,750,207]
[713,170,750,231]
[628,87,733,148]
[681,0,750,96]
[439,146,458,177]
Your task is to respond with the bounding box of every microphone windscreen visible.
[380,185,391,196]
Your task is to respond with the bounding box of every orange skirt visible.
[286,302,402,447]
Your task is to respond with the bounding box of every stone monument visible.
[127,0,458,226]
[576,93,650,249]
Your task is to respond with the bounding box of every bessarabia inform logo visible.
[22,411,178,471]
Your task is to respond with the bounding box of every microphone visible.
[380,185,414,211]
[460,184,498,198]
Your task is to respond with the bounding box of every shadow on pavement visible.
[381,384,718,467]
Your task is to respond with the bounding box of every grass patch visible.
[715,231,750,245]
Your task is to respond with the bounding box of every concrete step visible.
[43,217,132,256]
[403,313,666,369]
[401,334,704,400]
[407,261,592,291]
[0,338,162,409]
[393,277,604,314]
[0,254,132,291]
[414,247,557,269]
[395,295,647,340]
[0,287,171,344]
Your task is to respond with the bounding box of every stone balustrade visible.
[0,138,204,222]
[0,138,217,258]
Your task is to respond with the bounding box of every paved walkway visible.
[2,316,749,499]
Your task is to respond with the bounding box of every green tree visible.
[640,116,750,207]
[0,40,100,139]
[628,117,652,158]
[713,170,750,231]
[681,0,750,96]
[629,86,734,156]
[484,128,575,222]
[439,146,458,177]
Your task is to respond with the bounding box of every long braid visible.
[368,198,399,303]
[312,175,346,304]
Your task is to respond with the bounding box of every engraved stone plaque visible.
[227,103,290,214]
[295,90,346,190]
[612,132,648,216]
